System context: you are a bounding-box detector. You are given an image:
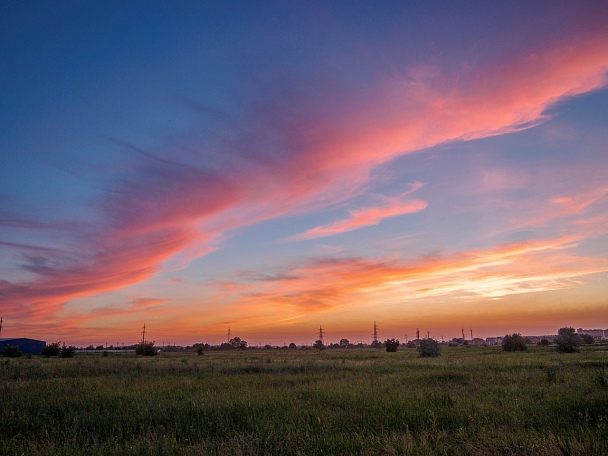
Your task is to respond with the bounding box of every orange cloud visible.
[217,236,608,326]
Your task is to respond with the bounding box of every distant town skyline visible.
[2,2,608,346]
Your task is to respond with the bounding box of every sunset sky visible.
[2,1,607,346]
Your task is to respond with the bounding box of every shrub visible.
[289,343,297,349]
[196,347,204,355]
[405,341,416,348]
[418,338,441,357]
[556,327,583,353]
[135,341,158,356]
[42,342,61,357]
[60,344,75,358]
[580,334,594,345]
[312,339,325,350]
[502,334,528,352]
[2,345,22,358]
[384,338,400,352]
[538,338,550,346]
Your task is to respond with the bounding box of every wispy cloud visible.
[218,236,608,325]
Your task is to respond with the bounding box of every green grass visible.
[1,346,607,455]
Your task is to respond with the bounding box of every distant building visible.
[0,338,46,355]
[525,335,557,344]
[577,328,606,339]
[485,337,503,346]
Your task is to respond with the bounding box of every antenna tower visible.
[141,323,146,343]
[318,325,324,342]
[227,327,231,341]
[372,321,379,342]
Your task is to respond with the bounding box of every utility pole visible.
[373,321,379,343]
[0,316,3,337]
[141,323,146,344]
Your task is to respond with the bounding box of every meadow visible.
[1,345,607,455]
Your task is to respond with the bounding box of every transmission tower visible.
[318,325,325,342]
[470,328,473,339]
[141,323,146,343]
[227,327,231,341]
[416,328,420,340]
[461,327,465,339]
[372,321,379,343]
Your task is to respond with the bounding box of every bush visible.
[384,339,400,352]
[60,344,75,358]
[418,339,441,357]
[580,334,595,345]
[502,334,528,352]
[2,345,22,358]
[196,347,204,355]
[42,342,61,357]
[312,340,325,350]
[556,327,583,353]
[538,338,550,346]
[135,341,158,356]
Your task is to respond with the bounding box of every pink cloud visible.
[288,195,427,241]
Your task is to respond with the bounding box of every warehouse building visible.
[0,338,46,355]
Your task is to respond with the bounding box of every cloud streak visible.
[288,183,426,240]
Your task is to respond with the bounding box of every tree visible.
[537,338,550,346]
[289,343,297,349]
[384,338,400,352]
[313,339,325,350]
[339,338,350,347]
[418,338,441,358]
[42,342,61,357]
[580,334,594,345]
[502,334,528,352]
[60,344,75,358]
[556,327,583,353]
[229,337,248,350]
[135,341,158,356]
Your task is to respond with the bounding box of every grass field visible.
[1,345,607,455]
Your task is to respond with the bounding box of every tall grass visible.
[1,346,607,455]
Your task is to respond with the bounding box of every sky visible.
[1,1,608,347]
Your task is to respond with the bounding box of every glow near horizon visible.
[1,2,607,346]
